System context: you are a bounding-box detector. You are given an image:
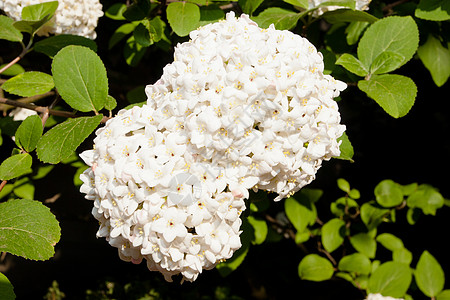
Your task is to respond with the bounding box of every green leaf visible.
[368,261,412,298]
[239,0,265,15]
[374,179,404,208]
[370,51,405,75]
[0,153,32,180]
[126,85,147,104]
[124,35,147,67]
[417,35,450,87]
[247,215,268,245]
[283,0,308,9]
[105,3,127,20]
[406,184,444,215]
[358,74,417,118]
[109,22,138,49]
[0,15,23,42]
[1,71,54,97]
[21,1,58,21]
[393,248,412,265]
[376,233,404,251]
[345,21,369,45]
[36,115,103,164]
[415,251,445,297]
[167,2,200,37]
[199,5,225,26]
[15,115,43,152]
[298,254,334,281]
[350,232,376,258]
[0,64,25,77]
[357,16,419,72]
[34,34,97,58]
[361,202,390,230]
[323,9,378,24]
[52,45,108,113]
[321,218,346,253]
[13,177,35,200]
[337,178,350,193]
[0,199,60,260]
[338,253,371,275]
[336,132,354,162]
[123,0,151,21]
[134,21,153,47]
[252,8,301,30]
[437,290,450,300]
[415,0,450,21]
[0,272,15,300]
[105,95,117,111]
[336,53,369,77]
[330,197,359,217]
[285,194,317,233]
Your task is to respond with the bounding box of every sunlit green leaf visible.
[415,0,450,21]
[0,272,15,300]
[34,34,97,58]
[417,35,450,87]
[350,232,376,258]
[322,218,346,253]
[15,115,43,152]
[368,261,412,298]
[0,153,32,181]
[167,2,200,37]
[252,8,300,30]
[338,253,371,275]
[415,251,445,297]
[2,71,54,97]
[298,254,334,281]
[0,15,23,42]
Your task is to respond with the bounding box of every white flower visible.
[8,107,38,121]
[308,0,371,16]
[0,0,103,39]
[366,294,404,300]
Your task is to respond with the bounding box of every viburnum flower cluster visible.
[309,0,371,16]
[79,12,346,282]
[366,294,404,300]
[0,0,103,39]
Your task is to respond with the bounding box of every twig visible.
[0,91,56,111]
[0,96,77,118]
[0,57,21,75]
[317,241,337,266]
[0,180,7,193]
[382,0,410,13]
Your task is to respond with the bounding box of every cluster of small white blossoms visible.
[0,0,103,39]
[366,293,404,300]
[309,0,371,16]
[79,12,346,282]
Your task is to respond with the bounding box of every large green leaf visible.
[167,2,200,37]
[417,35,450,87]
[0,15,23,42]
[1,71,54,97]
[36,115,103,164]
[0,199,61,260]
[358,74,417,118]
[374,179,404,208]
[52,45,108,113]
[368,261,412,298]
[357,16,419,73]
[298,254,334,281]
[415,0,450,21]
[0,272,15,300]
[252,8,301,30]
[15,115,43,152]
[34,34,98,58]
[285,194,317,233]
[321,218,346,253]
[0,153,32,181]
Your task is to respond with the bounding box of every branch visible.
[383,0,410,14]
[0,94,76,118]
[0,91,55,111]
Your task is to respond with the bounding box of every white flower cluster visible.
[366,293,404,300]
[0,0,103,39]
[309,0,371,16]
[80,12,346,282]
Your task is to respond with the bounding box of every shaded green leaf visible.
[415,0,450,21]
[52,45,108,113]
[368,261,412,298]
[345,21,369,45]
[336,132,354,162]
[199,5,225,26]
[247,215,268,245]
[417,35,450,87]
[123,0,151,21]
[406,184,444,215]
[239,0,265,15]
[13,177,35,200]
[21,1,58,21]
[36,115,103,164]
[252,8,301,30]
[109,22,137,50]
[321,218,346,253]
[338,253,371,275]
[283,0,308,9]
[0,272,15,300]
[167,2,200,37]
[358,74,417,118]
[34,34,97,58]
[105,3,127,20]
[323,9,378,24]
[285,194,317,233]
[0,15,23,42]
[0,63,25,77]
[0,199,60,260]
[0,153,32,181]
[415,251,445,297]
[15,115,43,152]
[361,202,390,230]
[298,254,334,281]
[124,35,147,67]
[2,71,54,97]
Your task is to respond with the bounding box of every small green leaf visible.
[321,218,346,253]
[109,22,137,49]
[368,261,412,298]
[337,178,350,193]
[336,132,354,161]
[298,254,334,281]
[15,115,43,152]
[358,74,417,118]
[21,1,58,21]
[345,21,369,45]
[370,51,405,75]
[52,45,108,113]
[2,71,54,97]
[406,184,444,215]
[105,95,117,111]
[247,215,268,245]
[374,179,404,208]
[357,16,419,72]
[323,9,378,24]
[105,3,127,20]
[350,232,376,258]
[393,248,412,265]
[0,199,61,260]
[0,153,32,180]
[0,63,25,77]
[123,0,151,21]
[13,177,35,200]
[376,233,404,251]
[134,21,153,47]
[338,253,371,275]
[285,194,317,233]
[167,2,200,37]
[252,8,301,30]
[34,34,97,58]
[437,290,450,300]
[36,115,103,164]
[0,15,23,42]
[417,35,450,87]
[330,197,359,217]
[415,251,445,297]
[283,0,308,9]
[239,0,265,15]
[361,202,390,230]
[0,272,15,300]
[124,35,147,67]
[415,0,450,21]
[199,5,225,26]
[336,53,369,77]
